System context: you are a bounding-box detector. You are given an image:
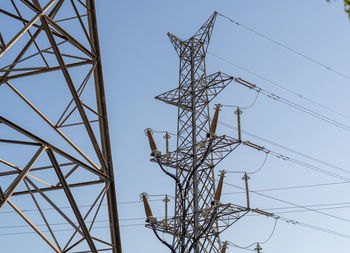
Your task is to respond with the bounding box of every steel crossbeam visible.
[0,1,122,252]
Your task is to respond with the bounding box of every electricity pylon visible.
[141,12,252,253]
[0,1,121,252]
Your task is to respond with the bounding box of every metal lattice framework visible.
[0,1,121,252]
[143,12,251,253]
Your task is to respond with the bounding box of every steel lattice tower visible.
[142,12,251,253]
[0,1,122,252]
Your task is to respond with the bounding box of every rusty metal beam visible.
[47,148,98,253]
[0,146,45,210]
[86,0,122,251]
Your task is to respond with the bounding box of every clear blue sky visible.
[3,0,350,252]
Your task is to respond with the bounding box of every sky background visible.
[3,0,350,252]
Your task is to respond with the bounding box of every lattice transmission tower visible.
[141,12,254,253]
[0,1,121,252]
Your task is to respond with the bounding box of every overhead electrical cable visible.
[217,12,350,84]
[265,201,350,211]
[227,217,278,250]
[225,76,350,133]
[260,217,279,244]
[222,182,350,240]
[220,121,350,178]
[0,198,169,215]
[0,217,163,230]
[207,52,350,122]
[5,203,350,234]
[258,86,350,132]
[227,241,256,250]
[224,181,350,224]
[222,181,350,195]
[152,130,177,136]
[244,202,350,217]
[5,195,350,221]
[221,91,260,110]
[271,205,350,215]
[3,209,350,240]
[226,151,269,175]
[223,183,350,239]
[0,225,144,237]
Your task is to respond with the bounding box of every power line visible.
[222,91,260,110]
[152,130,177,136]
[258,86,350,133]
[224,181,350,225]
[271,204,350,215]
[4,201,350,236]
[245,202,350,216]
[0,220,110,230]
[0,198,167,215]
[3,204,350,241]
[223,183,350,240]
[0,218,151,230]
[260,218,278,244]
[235,122,348,175]
[223,75,350,133]
[0,225,145,237]
[4,201,350,231]
[4,193,350,233]
[207,52,350,122]
[220,122,350,181]
[268,201,350,211]
[226,152,269,175]
[222,181,350,195]
[217,12,350,84]
[227,217,278,251]
[227,241,257,251]
[9,182,343,219]
[270,151,350,181]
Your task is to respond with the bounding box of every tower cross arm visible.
[167,11,218,58]
[192,11,218,54]
[167,32,187,57]
[155,71,235,109]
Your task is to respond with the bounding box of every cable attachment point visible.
[243,141,265,151]
[212,170,226,207]
[242,172,250,209]
[163,132,171,162]
[251,208,274,217]
[162,194,170,228]
[234,107,242,141]
[207,104,222,139]
[145,128,161,157]
[235,77,257,89]
[140,192,157,223]
[221,241,229,253]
